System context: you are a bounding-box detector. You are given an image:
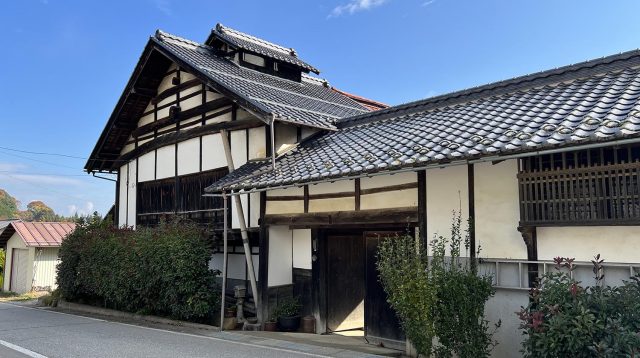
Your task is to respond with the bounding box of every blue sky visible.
[1,0,640,216]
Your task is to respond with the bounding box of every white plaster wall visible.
[308,180,354,194]
[231,130,248,167]
[268,187,304,197]
[120,143,134,155]
[248,127,266,160]
[268,226,293,287]
[177,137,200,176]
[426,165,469,252]
[127,161,137,228]
[155,145,175,179]
[202,134,227,170]
[361,189,417,210]
[137,151,155,182]
[249,192,261,228]
[308,197,355,213]
[33,247,60,290]
[537,226,640,262]
[138,111,154,127]
[474,160,527,259]
[292,229,312,269]
[266,200,305,215]
[275,122,297,152]
[301,127,318,140]
[118,165,128,227]
[360,172,416,189]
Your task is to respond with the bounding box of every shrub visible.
[57,218,220,322]
[518,255,640,357]
[272,296,302,319]
[377,212,498,357]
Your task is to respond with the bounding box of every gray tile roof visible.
[209,24,320,74]
[206,50,640,193]
[155,31,369,130]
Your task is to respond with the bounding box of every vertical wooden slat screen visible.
[518,145,640,226]
[136,167,229,229]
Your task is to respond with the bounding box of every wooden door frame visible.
[311,224,414,335]
[8,248,16,292]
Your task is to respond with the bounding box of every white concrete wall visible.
[155,145,175,180]
[177,137,200,176]
[202,133,226,170]
[209,253,259,281]
[474,160,527,259]
[32,247,60,291]
[485,289,529,358]
[137,151,155,183]
[268,226,293,287]
[292,229,312,269]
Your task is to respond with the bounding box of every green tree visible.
[21,201,57,222]
[0,189,19,219]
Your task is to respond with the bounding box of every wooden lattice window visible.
[518,145,640,226]
[137,168,229,228]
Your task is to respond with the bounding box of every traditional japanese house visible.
[85,24,378,320]
[207,50,640,354]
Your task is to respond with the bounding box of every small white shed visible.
[0,221,75,294]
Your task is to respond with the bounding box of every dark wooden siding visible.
[136,168,229,229]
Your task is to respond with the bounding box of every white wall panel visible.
[268,226,293,287]
[537,226,640,262]
[266,200,305,215]
[426,165,469,255]
[137,151,155,182]
[177,138,200,176]
[249,192,261,228]
[474,160,526,259]
[155,145,176,179]
[360,172,416,189]
[118,165,128,227]
[361,189,417,210]
[231,130,248,167]
[248,127,266,160]
[292,229,312,269]
[127,161,137,228]
[202,134,227,170]
[308,180,354,194]
[275,123,297,151]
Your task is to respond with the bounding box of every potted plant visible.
[264,316,278,331]
[274,296,302,332]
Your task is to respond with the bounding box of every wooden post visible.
[518,225,538,288]
[220,129,262,323]
[219,192,228,331]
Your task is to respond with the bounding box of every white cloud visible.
[329,0,388,18]
[67,201,95,216]
[151,0,172,15]
[421,0,435,6]
[0,162,27,172]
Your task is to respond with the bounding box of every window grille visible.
[518,145,640,226]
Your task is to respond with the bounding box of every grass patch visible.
[0,291,47,302]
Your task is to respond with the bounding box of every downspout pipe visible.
[219,129,262,323]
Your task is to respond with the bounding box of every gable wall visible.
[115,64,271,229]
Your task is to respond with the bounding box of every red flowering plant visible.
[518,255,640,357]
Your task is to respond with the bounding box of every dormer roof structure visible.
[206,23,320,74]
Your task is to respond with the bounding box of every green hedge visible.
[56,219,219,322]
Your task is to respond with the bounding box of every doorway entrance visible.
[317,228,406,349]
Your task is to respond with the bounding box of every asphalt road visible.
[0,302,326,358]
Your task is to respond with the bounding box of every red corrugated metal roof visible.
[9,221,76,247]
[331,88,388,112]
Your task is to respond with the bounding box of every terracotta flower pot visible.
[264,321,278,331]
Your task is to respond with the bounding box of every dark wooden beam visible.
[258,191,270,325]
[360,182,418,195]
[132,97,232,138]
[303,186,309,213]
[151,78,200,105]
[518,226,538,288]
[354,179,361,211]
[468,164,476,258]
[264,207,418,227]
[117,115,261,163]
[417,170,427,248]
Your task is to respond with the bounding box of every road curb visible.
[56,300,219,331]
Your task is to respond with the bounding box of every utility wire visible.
[0,170,88,177]
[0,149,82,170]
[0,145,88,159]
